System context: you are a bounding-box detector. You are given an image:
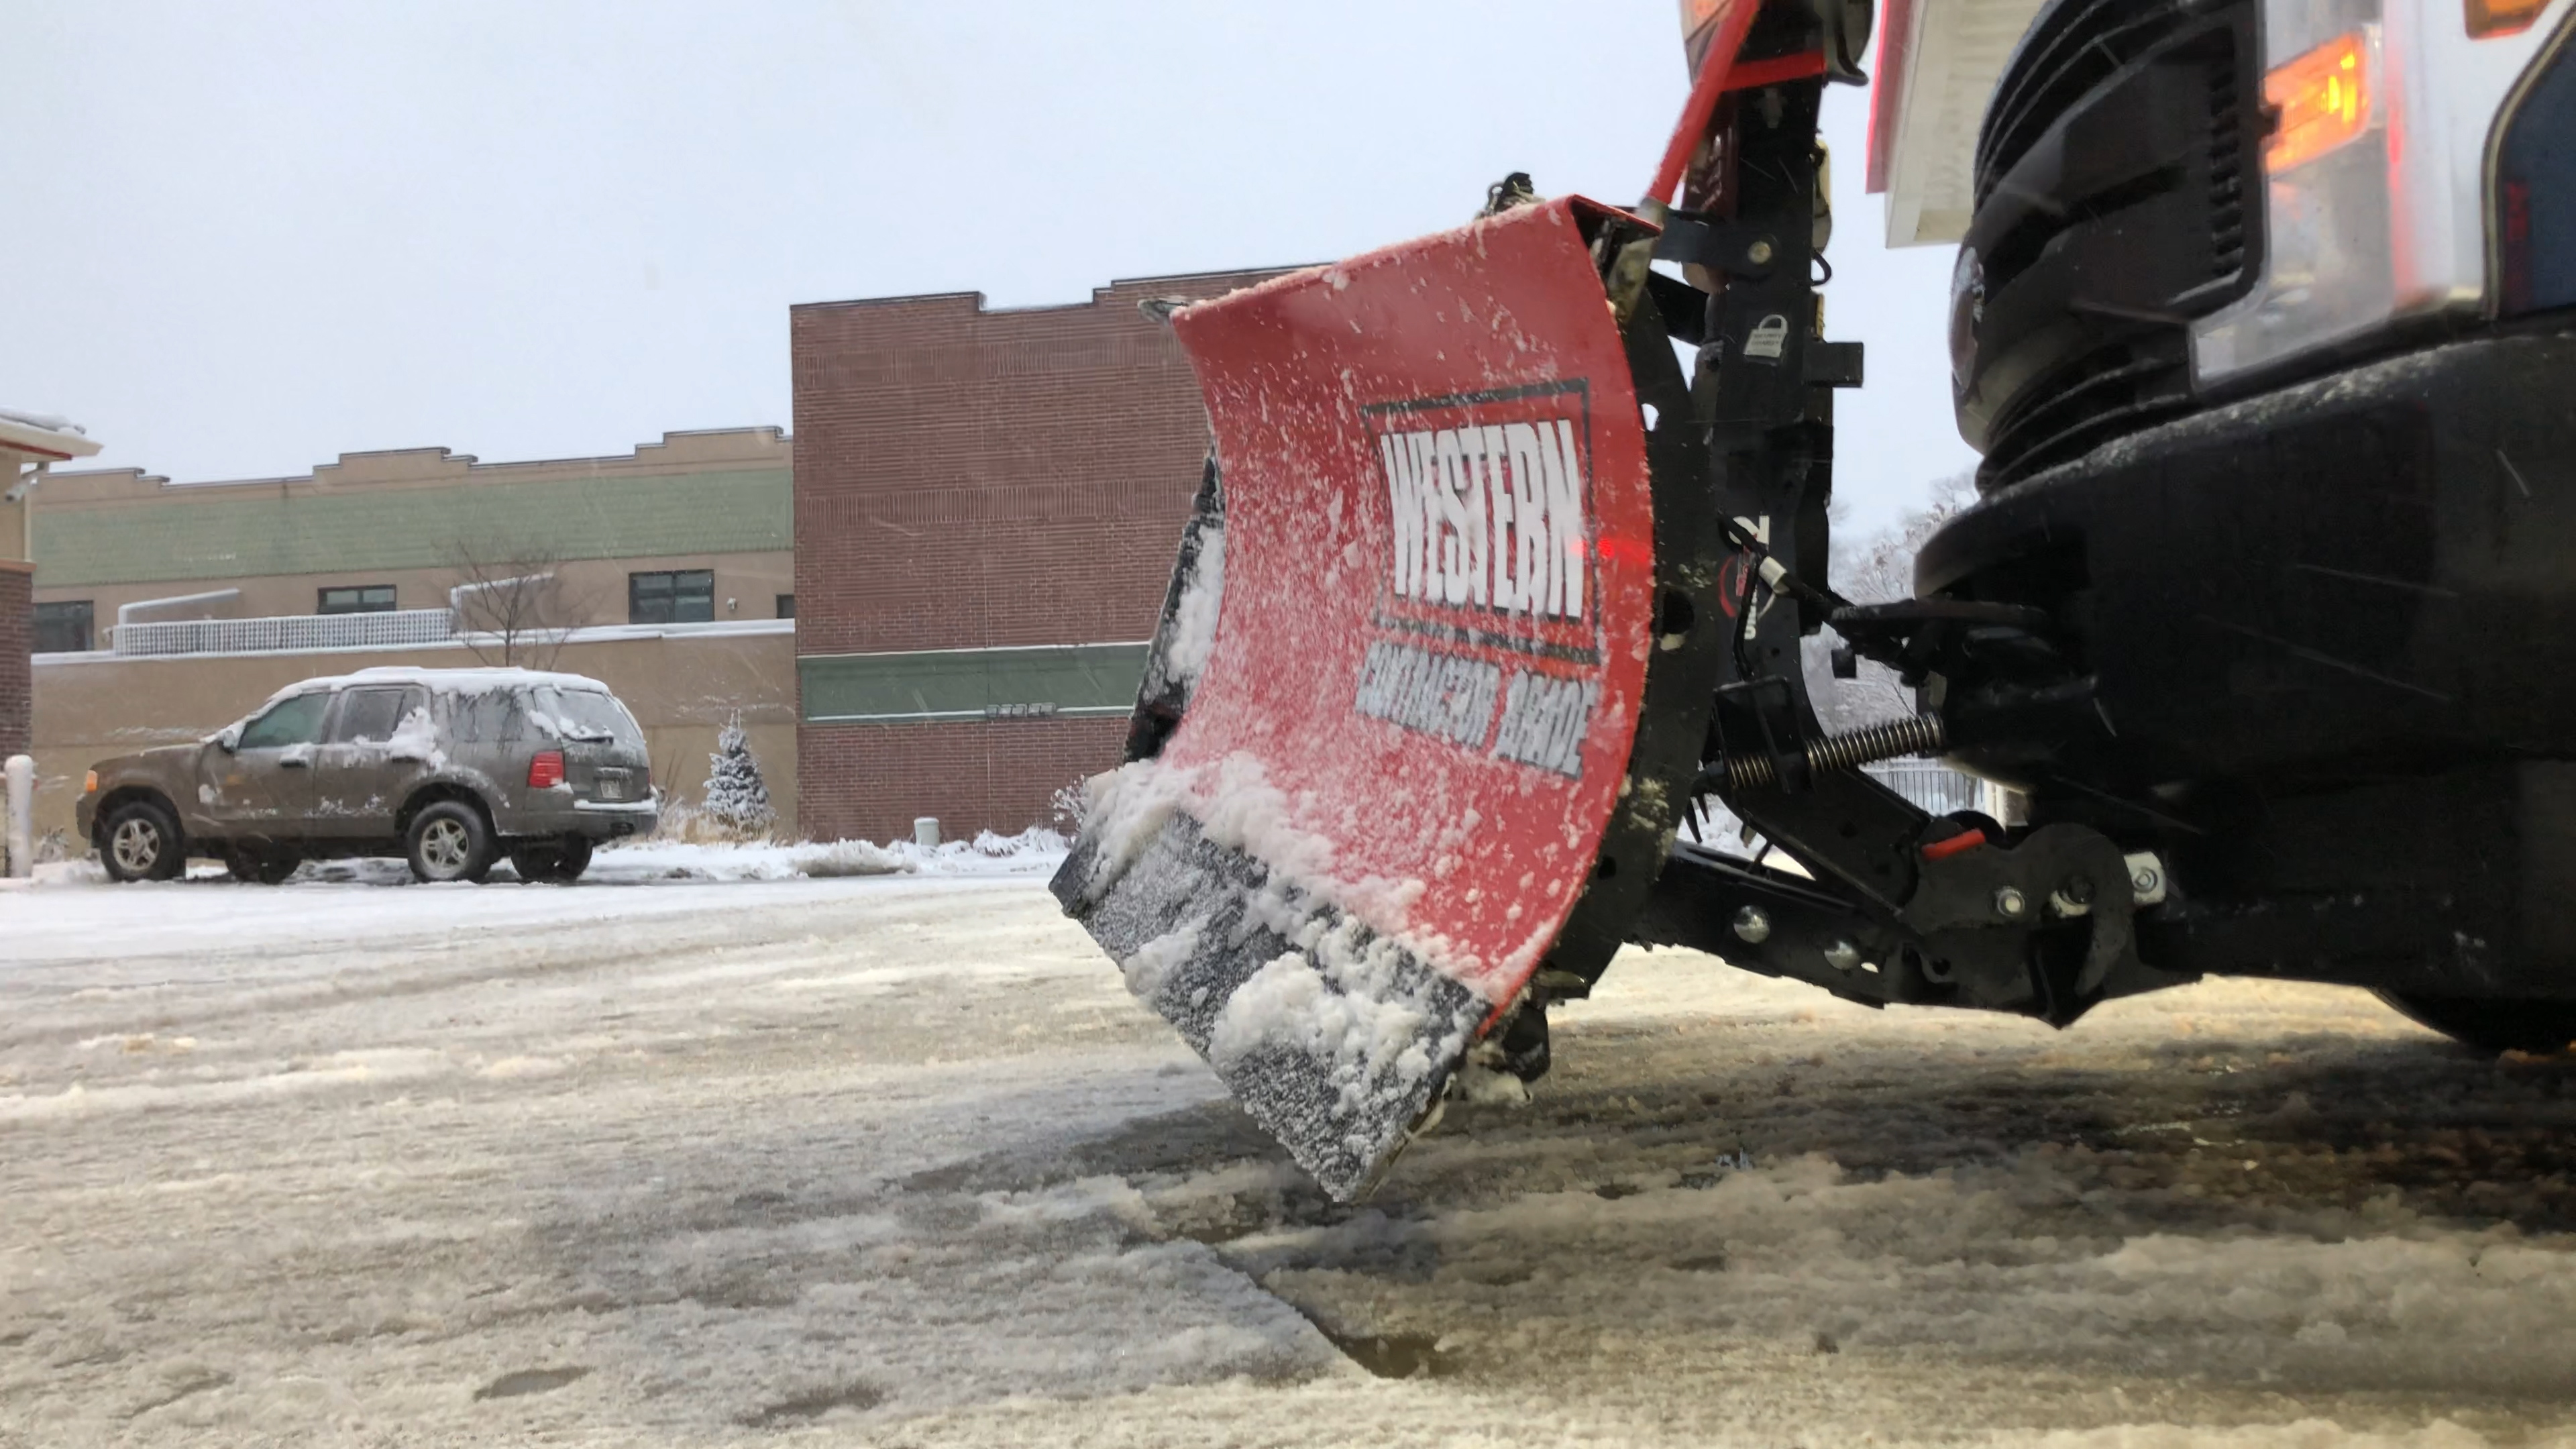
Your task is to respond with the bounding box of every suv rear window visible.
[536,688,643,746]
[445,688,527,744]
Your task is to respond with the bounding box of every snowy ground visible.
[6,862,2576,1446]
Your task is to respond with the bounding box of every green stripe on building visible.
[800,642,1150,723]
[34,468,792,588]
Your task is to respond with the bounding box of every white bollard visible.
[912,816,941,850]
[4,754,32,880]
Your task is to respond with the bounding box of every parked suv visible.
[76,667,659,885]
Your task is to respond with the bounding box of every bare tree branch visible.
[444,536,590,668]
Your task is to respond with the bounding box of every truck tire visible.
[407,800,495,884]
[101,799,186,883]
[224,845,301,885]
[2376,991,2576,1057]
[508,835,594,884]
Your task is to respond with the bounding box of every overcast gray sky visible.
[1,1,1977,535]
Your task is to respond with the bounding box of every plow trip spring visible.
[1055,0,2178,1200]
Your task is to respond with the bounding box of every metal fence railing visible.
[113,608,458,658]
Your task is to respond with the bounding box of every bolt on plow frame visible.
[1057,0,2576,1197]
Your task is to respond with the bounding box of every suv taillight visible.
[527,751,564,789]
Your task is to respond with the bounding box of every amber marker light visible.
[2467,0,2548,38]
[83,770,97,794]
[2266,31,2373,172]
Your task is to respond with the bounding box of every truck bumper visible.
[1922,329,2576,790]
[1919,329,2576,996]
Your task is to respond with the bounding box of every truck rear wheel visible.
[2377,991,2576,1057]
[101,800,185,883]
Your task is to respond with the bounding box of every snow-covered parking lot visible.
[7,852,2576,1446]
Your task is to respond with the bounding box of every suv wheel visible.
[224,845,301,885]
[101,800,186,883]
[407,800,495,884]
[508,835,594,885]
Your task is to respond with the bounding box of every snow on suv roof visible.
[262,666,621,702]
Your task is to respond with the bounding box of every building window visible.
[33,600,94,653]
[319,584,397,615]
[629,569,714,625]
[775,594,795,619]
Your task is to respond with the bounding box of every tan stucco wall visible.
[31,549,796,635]
[27,629,798,847]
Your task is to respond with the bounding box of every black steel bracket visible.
[1631,70,2175,1030]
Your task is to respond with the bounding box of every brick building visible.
[2,410,103,763]
[790,269,1293,842]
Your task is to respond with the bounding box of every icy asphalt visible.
[6,851,2576,1446]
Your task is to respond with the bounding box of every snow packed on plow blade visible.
[1054,813,1487,1201]
[1053,197,1707,1200]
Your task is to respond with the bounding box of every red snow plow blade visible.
[1052,197,1721,1198]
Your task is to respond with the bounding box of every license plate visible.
[598,778,626,802]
